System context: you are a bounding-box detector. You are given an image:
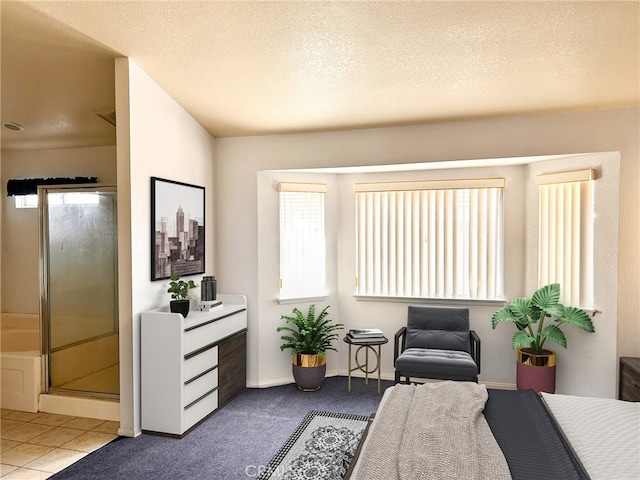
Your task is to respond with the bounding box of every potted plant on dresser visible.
[277,304,344,391]
[167,274,197,318]
[491,283,594,393]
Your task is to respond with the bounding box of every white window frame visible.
[354,178,504,301]
[278,182,327,301]
[14,194,39,209]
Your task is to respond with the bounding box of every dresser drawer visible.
[184,368,218,406]
[620,360,640,402]
[184,311,246,353]
[620,384,640,402]
[184,346,218,380]
[184,389,218,432]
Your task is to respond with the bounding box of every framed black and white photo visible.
[151,177,205,280]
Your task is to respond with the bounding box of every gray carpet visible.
[51,376,393,479]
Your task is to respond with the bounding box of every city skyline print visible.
[151,177,205,280]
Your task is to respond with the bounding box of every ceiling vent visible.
[94,109,116,127]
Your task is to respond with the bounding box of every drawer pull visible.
[185,342,217,360]
[184,308,246,332]
[185,365,218,385]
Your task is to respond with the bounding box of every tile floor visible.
[0,409,118,479]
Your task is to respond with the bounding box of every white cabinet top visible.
[143,293,247,331]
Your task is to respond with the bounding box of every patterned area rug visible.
[258,410,370,480]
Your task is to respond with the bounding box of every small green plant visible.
[277,305,344,356]
[167,275,197,300]
[491,283,594,353]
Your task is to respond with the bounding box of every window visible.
[14,194,38,209]
[7,177,98,208]
[279,182,327,300]
[355,178,504,300]
[14,192,100,208]
[536,169,594,307]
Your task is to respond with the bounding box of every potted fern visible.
[491,283,594,393]
[277,304,344,391]
[167,275,197,318]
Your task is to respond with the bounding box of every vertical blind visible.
[279,183,327,300]
[536,169,594,307]
[355,178,504,300]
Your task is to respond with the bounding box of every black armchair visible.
[394,306,480,384]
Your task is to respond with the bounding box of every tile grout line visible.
[1,409,119,478]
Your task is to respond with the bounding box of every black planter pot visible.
[292,353,327,391]
[170,299,190,318]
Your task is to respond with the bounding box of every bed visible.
[346,381,639,480]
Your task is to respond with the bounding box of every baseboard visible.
[332,369,395,381]
[482,381,517,390]
[247,371,516,391]
[39,393,119,421]
[118,427,136,437]
[246,377,294,389]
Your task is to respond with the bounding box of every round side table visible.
[343,335,388,394]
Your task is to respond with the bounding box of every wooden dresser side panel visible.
[619,357,640,402]
[218,331,247,407]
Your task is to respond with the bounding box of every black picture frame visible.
[151,177,205,281]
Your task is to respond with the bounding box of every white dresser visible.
[141,294,247,436]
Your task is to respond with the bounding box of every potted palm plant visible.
[277,304,344,391]
[491,283,594,393]
[167,274,197,318]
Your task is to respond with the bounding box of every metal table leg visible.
[347,342,352,392]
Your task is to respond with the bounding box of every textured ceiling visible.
[2,1,639,150]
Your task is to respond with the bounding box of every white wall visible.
[256,170,341,385]
[256,163,527,389]
[1,146,117,313]
[216,108,639,399]
[115,58,216,436]
[253,154,619,396]
[525,152,620,398]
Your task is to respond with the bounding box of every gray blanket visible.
[354,382,512,480]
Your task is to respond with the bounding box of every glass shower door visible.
[40,185,119,397]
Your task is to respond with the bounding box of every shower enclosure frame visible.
[39,183,119,399]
